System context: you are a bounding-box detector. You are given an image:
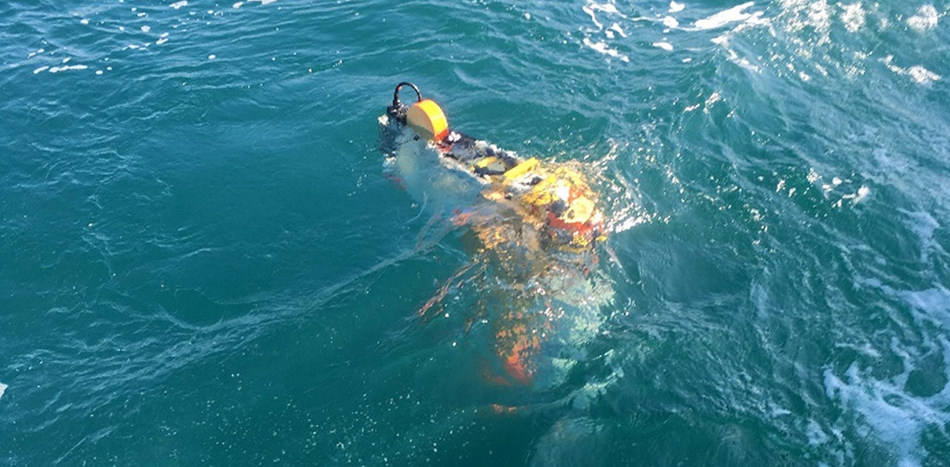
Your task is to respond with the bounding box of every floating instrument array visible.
[379,82,606,254]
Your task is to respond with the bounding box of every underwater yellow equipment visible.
[381,82,607,253]
[379,82,612,388]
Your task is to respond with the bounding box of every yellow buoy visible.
[407,99,449,142]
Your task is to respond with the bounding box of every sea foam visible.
[693,2,756,30]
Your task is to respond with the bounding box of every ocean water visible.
[2,0,949,465]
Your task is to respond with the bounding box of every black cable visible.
[387,82,423,122]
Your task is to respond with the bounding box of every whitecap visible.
[48,65,89,73]
[693,1,755,30]
[170,0,188,9]
[653,41,674,51]
[907,5,938,32]
[854,185,869,203]
[806,0,831,32]
[838,185,870,205]
[840,3,865,32]
[0,382,6,399]
[582,37,630,62]
[824,362,948,467]
[882,55,941,85]
[907,66,941,84]
[669,1,685,13]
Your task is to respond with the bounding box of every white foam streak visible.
[587,2,621,16]
[583,38,629,62]
[693,2,755,30]
[900,287,950,327]
[900,209,941,263]
[609,23,627,38]
[583,4,602,29]
[583,1,626,28]
[48,65,89,73]
[822,302,950,464]
[882,55,941,85]
[824,363,944,467]
[170,0,188,9]
[234,0,276,9]
[581,2,632,63]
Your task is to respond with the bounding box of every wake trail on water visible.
[571,1,949,465]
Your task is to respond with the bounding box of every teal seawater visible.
[2,0,949,465]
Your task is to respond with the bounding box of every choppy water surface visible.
[1,0,949,465]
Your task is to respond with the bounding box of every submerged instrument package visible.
[379,82,607,254]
